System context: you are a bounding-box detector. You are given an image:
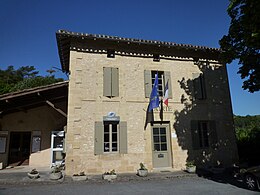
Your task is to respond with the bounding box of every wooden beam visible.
[45,100,67,118]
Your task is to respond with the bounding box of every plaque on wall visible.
[0,137,7,153]
[32,136,41,153]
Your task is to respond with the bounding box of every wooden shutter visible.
[192,73,203,99]
[164,71,172,98]
[144,70,152,98]
[94,121,104,155]
[191,120,200,150]
[111,68,119,97]
[103,67,112,97]
[119,121,127,154]
[209,121,218,148]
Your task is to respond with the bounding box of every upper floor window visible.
[103,67,119,97]
[144,70,172,98]
[192,73,206,100]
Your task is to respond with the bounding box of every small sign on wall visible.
[32,136,41,153]
[0,137,7,153]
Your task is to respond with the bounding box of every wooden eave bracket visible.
[45,100,67,118]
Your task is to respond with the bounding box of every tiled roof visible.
[56,30,221,72]
[57,30,220,51]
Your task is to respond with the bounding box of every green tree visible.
[234,115,260,165]
[219,0,260,93]
[0,66,64,95]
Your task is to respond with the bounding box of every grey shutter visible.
[164,71,172,98]
[192,73,203,99]
[111,68,119,97]
[144,70,152,98]
[209,121,218,148]
[103,67,112,97]
[94,121,104,155]
[119,121,127,154]
[191,120,200,150]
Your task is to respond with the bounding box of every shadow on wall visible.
[173,60,238,168]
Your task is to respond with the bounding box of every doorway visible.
[8,132,31,166]
[151,125,172,168]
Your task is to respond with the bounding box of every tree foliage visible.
[0,66,64,95]
[219,0,260,93]
[234,115,260,165]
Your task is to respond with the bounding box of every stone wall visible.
[65,50,238,175]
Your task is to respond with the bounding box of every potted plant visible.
[72,171,87,181]
[102,169,117,181]
[137,163,148,177]
[27,168,40,179]
[186,160,196,173]
[49,165,63,180]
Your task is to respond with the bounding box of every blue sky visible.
[0,0,259,116]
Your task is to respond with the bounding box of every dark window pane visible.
[104,133,109,142]
[112,124,117,132]
[112,143,117,151]
[160,128,166,135]
[153,136,159,143]
[161,144,167,151]
[104,124,109,132]
[154,144,160,151]
[54,137,63,148]
[153,128,159,135]
[160,136,166,142]
[104,143,109,152]
[112,133,117,142]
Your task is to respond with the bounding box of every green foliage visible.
[234,115,260,165]
[139,162,147,170]
[219,0,260,93]
[0,65,63,95]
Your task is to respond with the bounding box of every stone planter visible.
[137,169,148,177]
[49,172,62,180]
[27,172,40,179]
[102,174,117,181]
[72,175,87,181]
[186,166,196,173]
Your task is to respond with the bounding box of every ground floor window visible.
[94,121,127,155]
[191,120,217,150]
[104,122,118,153]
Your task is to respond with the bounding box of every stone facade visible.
[64,46,238,175]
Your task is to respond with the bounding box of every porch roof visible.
[0,81,68,116]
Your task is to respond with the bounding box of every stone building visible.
[56,30,238,175]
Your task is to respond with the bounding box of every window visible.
[198,121,209,148]
[103,67,119,97]
[191,120,217,150]
[151,71,164,96]
[104,122,118,152]
[144,70,172,98]
[94,121,127,155]
[192,73,206,100]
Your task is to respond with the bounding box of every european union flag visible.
[148,73,160,111]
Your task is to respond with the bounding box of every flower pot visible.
[27,172,40,179]
[72,175,87,181]
[49,172,62,180]
[137,169,148,177]
[102,174,117,181]
[186,166,196,173]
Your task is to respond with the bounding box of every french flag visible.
[163,81,169,106]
